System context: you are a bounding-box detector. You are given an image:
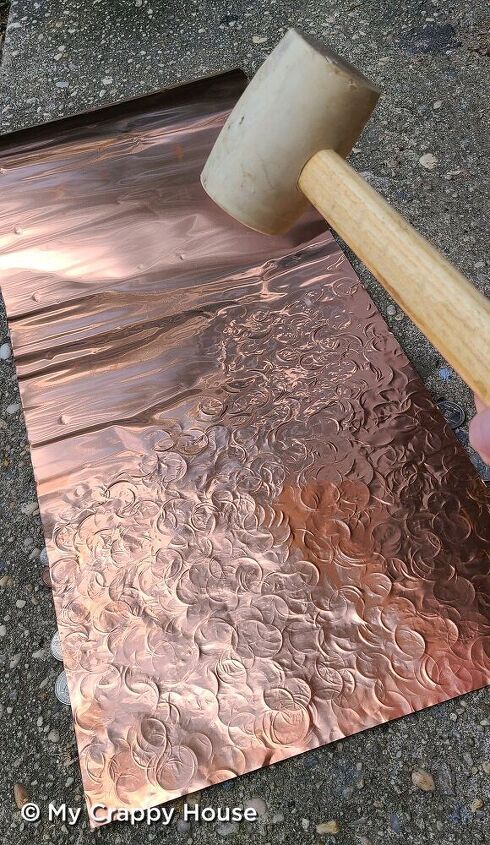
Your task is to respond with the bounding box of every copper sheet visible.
[0,71,489,824]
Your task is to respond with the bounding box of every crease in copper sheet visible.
[0,70,489,825]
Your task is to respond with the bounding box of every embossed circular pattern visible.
[0,73,488,825]
[49,282,490,818]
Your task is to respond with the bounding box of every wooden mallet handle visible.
[201,30,489,404]
[300,149,490,405]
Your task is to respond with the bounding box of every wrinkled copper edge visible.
[0,71,489,828]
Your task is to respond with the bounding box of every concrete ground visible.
[0,3,8,53]
[0,1,488,843]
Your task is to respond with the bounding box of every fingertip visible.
[473,394,488,414]
[469,408,490,465]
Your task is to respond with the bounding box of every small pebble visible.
[0,624,6,637]
[39,547,49,566]
[390,813,401,834]
[482,761,490,775]
[252,35,268,44]
[65,777,74,788]
[32,648,46,660]
[386,304,396,316]
[316,820,340,834]
[0,343,12,361]
[6,403,20,415]
[469,798,484,812]
[13,783,30,809]
[20,502,38,516]
[15,600,26,609]
[419,153,438,170]
[47,728,59,743]
[301,818,310,830]
[216,821,239,836]
[433,101,442,109]
[244,797,266,817]
[176,819,191,834]
[272,813,284,824]
[411,768,435,791]
[437,761,454,794]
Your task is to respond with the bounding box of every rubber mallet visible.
[201,29,490,404]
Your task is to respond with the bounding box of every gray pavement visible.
[0,3,8,54]
[0,2,489,844]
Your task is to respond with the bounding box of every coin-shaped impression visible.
[55,671,71,706]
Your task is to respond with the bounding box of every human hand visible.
[469,395,490,464]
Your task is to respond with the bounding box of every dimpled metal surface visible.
[0,71,489,824]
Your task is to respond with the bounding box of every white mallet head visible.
[201,29,380,234]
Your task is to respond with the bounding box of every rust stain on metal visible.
[0,71,488,825]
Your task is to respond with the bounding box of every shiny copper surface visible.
[0,71,489,825]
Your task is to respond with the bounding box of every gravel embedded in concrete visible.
[0,342,11,360]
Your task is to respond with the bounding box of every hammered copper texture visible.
[0,72,489,824]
